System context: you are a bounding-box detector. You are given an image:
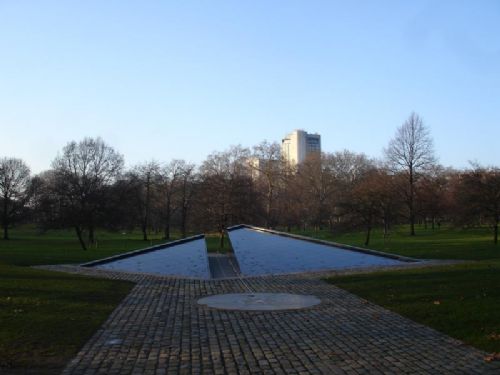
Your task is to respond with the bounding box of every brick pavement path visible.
[41,265,499,374]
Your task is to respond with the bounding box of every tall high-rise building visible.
[281,130,321,166]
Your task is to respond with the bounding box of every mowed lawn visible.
[0,226,170,266]
[296,225,500,354]
[205,233,234,253]
[297,225,499,261]
[0,227,171,374]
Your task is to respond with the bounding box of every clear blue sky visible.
[1,1,499,173]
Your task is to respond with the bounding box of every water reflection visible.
[229,228,404,276]
[94,238,210,278]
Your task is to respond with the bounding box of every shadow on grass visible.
[326,260,500,353]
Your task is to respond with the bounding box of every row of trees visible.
[1,113,499,248]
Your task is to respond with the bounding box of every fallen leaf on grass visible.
[488,333,500,341]
[484,352,500,362]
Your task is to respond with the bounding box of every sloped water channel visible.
[87,237,211,279]
[228,227,406,276]
[85,227,410,279]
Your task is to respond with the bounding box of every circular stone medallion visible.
[197,293,321,311]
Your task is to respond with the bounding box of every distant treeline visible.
[1,113,499,248]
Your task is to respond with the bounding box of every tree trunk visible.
[2,197,8,240]
[494,215,498,245]
[410,211,416,236]
[180,178,190,239]
[75,226,87,250]
[88,225,95,246]
[164,222,170,240]
[219,229,225,249]
[164,200,171,240]
[266,181,273,229]
[409,167,416,236]
[180,206,187,238]
[144,172,151,241]
[364,225,372,246]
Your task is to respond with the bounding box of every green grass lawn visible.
[0,226,172,373]
[327,261,500,353]
[0,226,171,266]
[205,232,234,253]
[309,224,500,354]
[0,265,134,373]
[2,223,500,371]
[0,226,236,372]
[295,225,500,260]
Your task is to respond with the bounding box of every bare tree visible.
[328,150,373,229]
[296,153,337,231]
[456,165,500,244]
[129,161,161,241]
[385,112,436,235]
[51,137,124,250]
[198,146,254,247]
[0,157,32,239]
[417,165,453,230]
[277,170,303,232]
[159,160,185,240]
[249,141,282,228]
[178,162,196,238]
[345,167,396,246]
[31,170,59,230]
[297,150,372,232]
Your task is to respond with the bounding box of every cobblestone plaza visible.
[41,265,499,375]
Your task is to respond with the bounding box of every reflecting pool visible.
[92,238,210,278]
[228,228,405,276]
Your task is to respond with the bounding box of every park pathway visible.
[43,265,499,374]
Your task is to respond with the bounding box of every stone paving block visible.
[37,265,500,375]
